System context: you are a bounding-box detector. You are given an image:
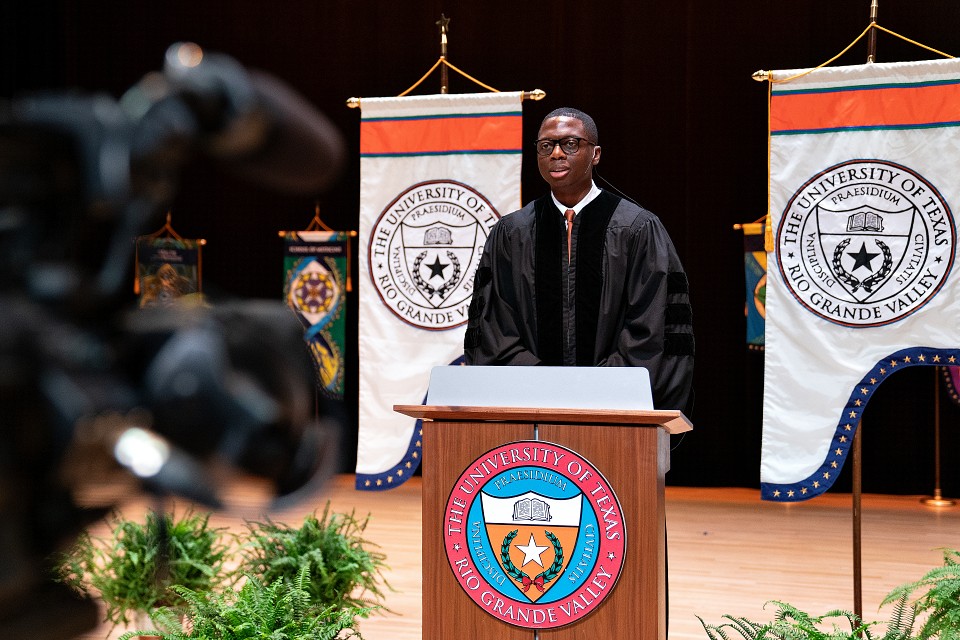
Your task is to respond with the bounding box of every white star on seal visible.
[515,534,550,567]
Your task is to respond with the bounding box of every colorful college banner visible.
[741,222,767,348]
[944,366,960,405]
[283,231,349,399]
[762,58,960,501]
[356,91,523,489]
[136,237,203,308]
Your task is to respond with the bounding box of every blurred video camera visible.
[0,42,346,638]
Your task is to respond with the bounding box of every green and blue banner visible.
[283,231,349,399]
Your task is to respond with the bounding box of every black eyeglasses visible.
[534,137,597,157]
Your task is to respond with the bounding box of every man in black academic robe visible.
[464,107,694,414]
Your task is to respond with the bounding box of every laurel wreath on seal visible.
[831,238,893,293]
[412,250,461,299]
[500,529,565,593]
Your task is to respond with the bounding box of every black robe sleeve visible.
[597,214,695,414]
[463,218,542,366]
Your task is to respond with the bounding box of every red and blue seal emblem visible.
[442,441,625,629]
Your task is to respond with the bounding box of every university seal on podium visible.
[777,159,954,327]
[368,179,498,330]
[442,442,626,629]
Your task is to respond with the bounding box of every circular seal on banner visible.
[443,441,625,629]
[368,180,499,330]
[777,159,955,327]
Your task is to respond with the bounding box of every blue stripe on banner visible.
[772,77,960,97]
[360,149,523,158]
[354,354,466,490]
[772,121,960,136]
[362,110,523,123]
[761,346,960,502]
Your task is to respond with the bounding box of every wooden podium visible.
[395,403,692,640]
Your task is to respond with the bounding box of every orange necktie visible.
[564,209,575,263]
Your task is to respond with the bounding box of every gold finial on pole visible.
[523,89,546,101]
[752,70,770,82]
[437,14,451,94]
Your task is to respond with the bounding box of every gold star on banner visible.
[870,378,877,384]
[397,470,403,477]
[890,360,898,367]
[823,472,831,479]
[855,400,862,407]
[880,367,887,374]
[904,356,911,363]
[918,354,926,362]
[861,387,868,395]
[406,462,412,468]
[844,424,852,431]
[376,479,382,486]
[933,355,941,363]
[813,481,820,488]
[849,410,857,418]
[787,490,795,497]
[950,356,957,364]
[364,480,371,487]
[416,441,422,448]
[773,490,781,497]
[387,476,393,483]
[836,448,843,455]
[840,436,848,443]
[412,451,419,459]
[801,487,808,494]
[831,461,838,468]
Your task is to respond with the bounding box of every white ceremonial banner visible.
[762,58,960,501]
[356,92,523,489]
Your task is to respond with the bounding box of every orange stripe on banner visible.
[771,82,960,132]
[360,115,522,154]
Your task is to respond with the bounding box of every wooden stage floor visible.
[75,474,960,640]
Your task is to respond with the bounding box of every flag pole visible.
[437,14,450,94]
[866,0,879,62]
[852,423,863,623]
[921,368,956,507]
[853,1,878,624]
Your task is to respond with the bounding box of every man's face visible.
[536,116,600,197]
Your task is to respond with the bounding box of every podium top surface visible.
[425,365,654,410]
[393,404,692,434]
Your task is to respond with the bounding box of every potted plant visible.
[235,503,390,616]
[119,565,367,640]
[698,548,960,640]
[56,508,231,635]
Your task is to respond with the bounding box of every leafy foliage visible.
[118,566,366,640]
[698,601,881,640]
[56,509,231,628]
[699,549,960,640]
[881,548,960,640]
[237,503,389,615]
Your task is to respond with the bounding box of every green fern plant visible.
[699,548,960,640]
[236,503,389,616]
[698,601,878,640]
[119,566,367,640]
[881,548,960,640]
[56,509,231,629]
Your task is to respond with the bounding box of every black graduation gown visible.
[464,190,695,414]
